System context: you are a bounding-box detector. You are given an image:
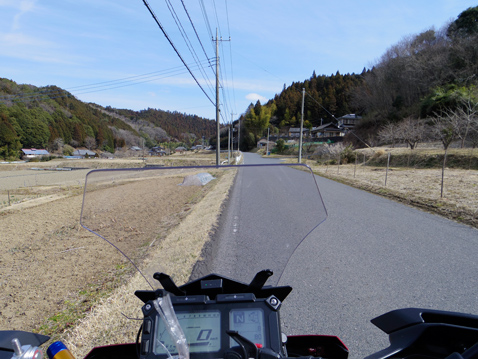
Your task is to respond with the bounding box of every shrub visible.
[372,149,386,159]
[276,139,286,154]
[63,144,74,156]
[340,145,357,164]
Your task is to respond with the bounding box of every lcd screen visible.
[154,311,221,355]
[229,309,265,347]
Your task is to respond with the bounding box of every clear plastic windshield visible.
[80,164,327,289]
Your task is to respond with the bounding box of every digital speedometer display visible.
[153,311,221,355]
[229,309,265,347]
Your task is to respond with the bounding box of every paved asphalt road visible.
[211,152,478,359]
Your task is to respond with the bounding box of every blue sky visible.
[0,0,476,122]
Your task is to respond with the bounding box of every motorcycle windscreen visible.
[80,164,326,289]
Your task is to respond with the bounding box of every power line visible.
[180,0,213,70]
[225,0,237,114]
[142,0,215,106]
[0,61,210,103]
[163,0,215,99]
[142,0,236,124]
[199,0,214,52]
[305,90,336,119]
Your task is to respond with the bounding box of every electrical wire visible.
[0,61,210,103]
[180,0,214,71]
[140,0,237,125]
[163,0,215,99]
[142,0,216,106]
[225,0,237,114]
[199,0,214,51]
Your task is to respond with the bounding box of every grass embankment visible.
[362,147,478,170]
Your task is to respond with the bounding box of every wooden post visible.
[385,152,391,186]
[354,154,357,178]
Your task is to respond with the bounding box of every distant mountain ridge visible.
[0,78,215,159]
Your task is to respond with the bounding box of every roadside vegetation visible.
[275,142,478,228]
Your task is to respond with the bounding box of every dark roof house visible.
[288,127,309,137]
[310,123,344,139]
[149,146,167,156]
[337,114,362,130]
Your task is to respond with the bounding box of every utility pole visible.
[228,126,231,164]
[298,88,305,163]
[213,29,231,166]
[230,112,236,156]
[266,127,270,156]
[237,117,241,151]
[215,28,220,166]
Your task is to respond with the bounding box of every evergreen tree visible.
[0,113,22,159]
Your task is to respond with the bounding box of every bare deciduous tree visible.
[430,112,460,197]
[84,136,97,150]
[452,98,478,148]
[396,117,427,150]
[468,120,478,148]
[50,137,64,153]
[378,122,400,147]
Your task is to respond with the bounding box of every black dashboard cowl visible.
[135,271,292,303]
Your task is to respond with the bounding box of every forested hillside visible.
[236,71,364,150]
[113,108,216,147]
[270,71,364,127]
[240,6,478,149]
[350,5,478,146]
[0,79,215,160]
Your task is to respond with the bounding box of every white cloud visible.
[12,0,37,31]
[1,32,49,47]
[0,32,87,65]
[245,93,268,104]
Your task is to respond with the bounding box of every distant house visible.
[175,146,187,153]
[310,123,344,139]
[288,127,309,138]
[21,148,50,159]
[256,139,275,149]
[337,114,362,130]
[149,146,167,156]
[130,146,142,151]
[72,149,97,158]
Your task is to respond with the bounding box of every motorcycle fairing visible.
[366,308,478,359]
